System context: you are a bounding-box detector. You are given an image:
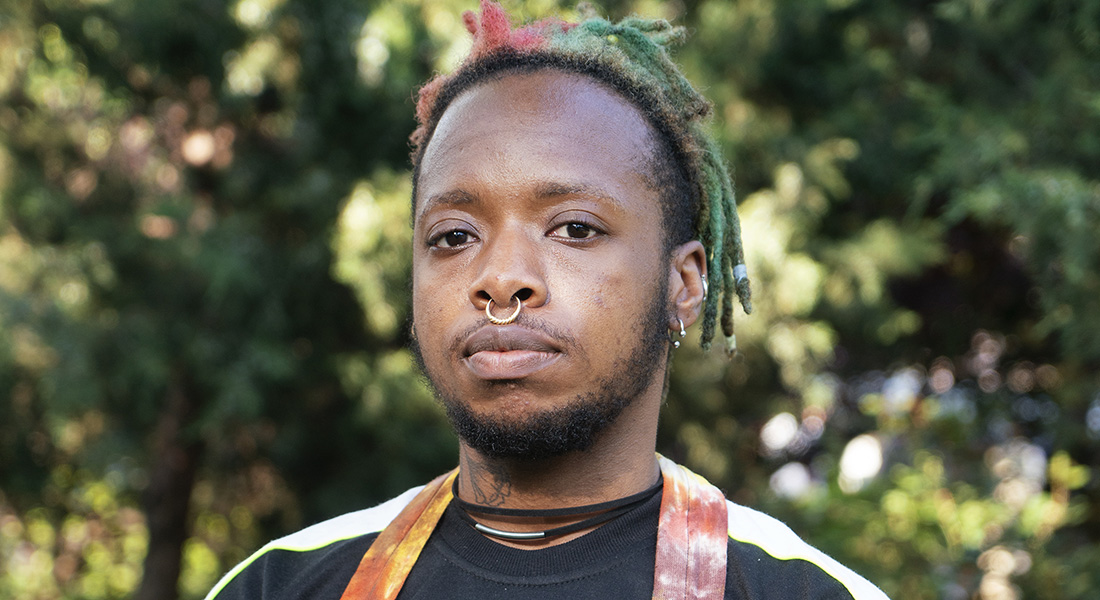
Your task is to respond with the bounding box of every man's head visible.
[407,2,751,460]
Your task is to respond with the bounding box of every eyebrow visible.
[418,189,477,216]
[417,181,626,218]
[534,182,626,211]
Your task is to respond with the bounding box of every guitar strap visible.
[339,455,728,599]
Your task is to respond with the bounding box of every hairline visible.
[410,51,699,253]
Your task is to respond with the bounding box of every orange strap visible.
[339,469,457,600]
[339,458,727,599]
[652,455,729,599]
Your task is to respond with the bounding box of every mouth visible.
[461,325,563,380]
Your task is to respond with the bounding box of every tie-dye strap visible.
[339,469,457,600]
[339,458,727,599]
[653,456,729,599]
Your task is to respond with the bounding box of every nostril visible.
[473,288,534,306]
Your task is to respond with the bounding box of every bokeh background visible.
[2,0,1098,598]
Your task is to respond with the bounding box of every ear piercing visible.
[671,318,686,349]
[486,297,522,325]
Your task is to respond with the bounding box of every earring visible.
[670,318,686,349]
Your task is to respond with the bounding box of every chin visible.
[412,277,670,460]
[438,371,646,460]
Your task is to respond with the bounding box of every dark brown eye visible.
[549,218,603,242]
[443,231,469,246]
[565,223,594,239]
[430,229,474,248]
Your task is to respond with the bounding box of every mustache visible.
[446,312,581,359]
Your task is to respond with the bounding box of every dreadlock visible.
[410,0,752,353]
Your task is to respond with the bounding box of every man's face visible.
[411,69,673,459]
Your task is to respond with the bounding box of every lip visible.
[461,325,562,380]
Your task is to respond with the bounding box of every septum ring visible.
[486,297,522,325]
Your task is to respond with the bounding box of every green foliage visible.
[1,0,1097,599]
[951,169,1100,361]
[0,467,148,599]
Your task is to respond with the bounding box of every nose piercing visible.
[486,297,522,325]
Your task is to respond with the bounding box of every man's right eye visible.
[430,230,473,248]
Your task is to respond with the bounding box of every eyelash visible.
[427,228,477,249]
[426,218,606,251]
[548,219,604,241]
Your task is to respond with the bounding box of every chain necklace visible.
[449,476,663,541]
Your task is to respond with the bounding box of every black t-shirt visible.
[400,495,660,598]
[206,478,887,599]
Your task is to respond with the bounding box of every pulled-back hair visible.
[410,0,752,352]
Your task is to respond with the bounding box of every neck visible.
[457,445,661,509]
[454,384,663,547]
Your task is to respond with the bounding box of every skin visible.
[411,69,707,547]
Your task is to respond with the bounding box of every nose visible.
[468,227,548,314]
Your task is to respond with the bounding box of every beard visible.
[411,276,670,461]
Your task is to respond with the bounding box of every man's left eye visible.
[551,222,598,240]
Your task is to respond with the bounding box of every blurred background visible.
[1,0,1098,598]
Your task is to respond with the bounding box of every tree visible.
[1,1,454,597]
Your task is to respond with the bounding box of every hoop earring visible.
[669,318,686,349]
[486,298,522,325]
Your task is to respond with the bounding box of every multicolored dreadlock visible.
[410,0,752,353]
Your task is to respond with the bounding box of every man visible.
[205,2,888,598]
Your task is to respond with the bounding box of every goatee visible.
[411,277,670,461]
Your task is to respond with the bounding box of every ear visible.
[667,240,707,330]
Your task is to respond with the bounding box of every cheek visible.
[411,263,452,345]
[591,250,663,301]
[556,253,663,344]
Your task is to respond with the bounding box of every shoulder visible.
[203,485,424,600]
[723,499,889,600]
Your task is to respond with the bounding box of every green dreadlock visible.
[410,0,752,353]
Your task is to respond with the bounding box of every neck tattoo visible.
[450,476,664,541]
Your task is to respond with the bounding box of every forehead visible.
[415,69,659,214]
